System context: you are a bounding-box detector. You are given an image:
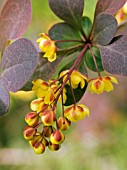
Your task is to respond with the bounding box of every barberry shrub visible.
[1,0,127,154]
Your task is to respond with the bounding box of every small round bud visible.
[43,126,55,138]
[25,112,39,127]
[23,126,36,140]
[50,129,65,144]
[42,137,49,147]
[57,117,71,131]
[33,142,45,154]
[29,133,42,147]
[48,142,61,151]
[41,110,56,126]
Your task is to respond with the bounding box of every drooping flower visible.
[60,70,88,89]
[70,70,88,89]
[30,98,48,113]
[64,104,90,122]
[88,76,118,94]
[32,79,55,104]
[36,33,56,62]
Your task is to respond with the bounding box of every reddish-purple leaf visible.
[0,0,32,51]
[0,80,9,115]
[100,35,127,76]
[49,0,84,28]
[1,38,39,92]
[22,56,63,91]
[93,13,117,45]
[95,0,126,16]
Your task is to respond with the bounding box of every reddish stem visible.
[52,44,89,110]
[55,39,84,43]
[88,44,101,78]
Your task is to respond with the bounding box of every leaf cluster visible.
[1,0,127,115]
[48,0,127,105]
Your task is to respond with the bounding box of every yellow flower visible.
[115,11,126,24]
[115,2,127,24]
[70,70,88,89]
[30,98,48,112]
[36,33,56,62]
[123,2,127,14]
[60,70,88,89]
[32,79,55,104]
[64,104,90,122]
[88,76,118,94]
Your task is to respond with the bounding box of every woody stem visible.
[69,78,76,105]
[52,44,89,110]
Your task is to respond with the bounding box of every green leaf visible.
[84,46,104,72]
[100,35,127,76]
[48,0,84,29]
[83,0,97,22]
[64,83,87,106]
[82,16,92,38]
[49,22,83,49]
[93,13,118,45]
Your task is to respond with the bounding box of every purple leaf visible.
[93,13,118,45]
[0,80,9,115]
[1,38,39,92]
[95,0,126,16]
[95,0,126,15]
[100,35,127,76]
[0,0,32,51]
[48,0,84,28]
[22,56,63,91]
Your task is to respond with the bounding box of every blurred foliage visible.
[0,0,127,170]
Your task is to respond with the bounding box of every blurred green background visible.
[1,0,127,170]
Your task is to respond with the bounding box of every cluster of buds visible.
[23,33,118,154]
[115,1,127,24]
[23,69,90,154]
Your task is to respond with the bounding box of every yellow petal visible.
[104,81,114,92]
[110,76,118,84]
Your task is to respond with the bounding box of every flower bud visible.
[41,110,56,126]
[30,98,47,112]
[48,142,61,151]
[33,142,45,154]
[57,117,71,131]
[42,137,49,147]
[25,112,39,127]
[29,133,42,147]
[43,126,55,138]
[23,126,36,140]
[50,129,65,144]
